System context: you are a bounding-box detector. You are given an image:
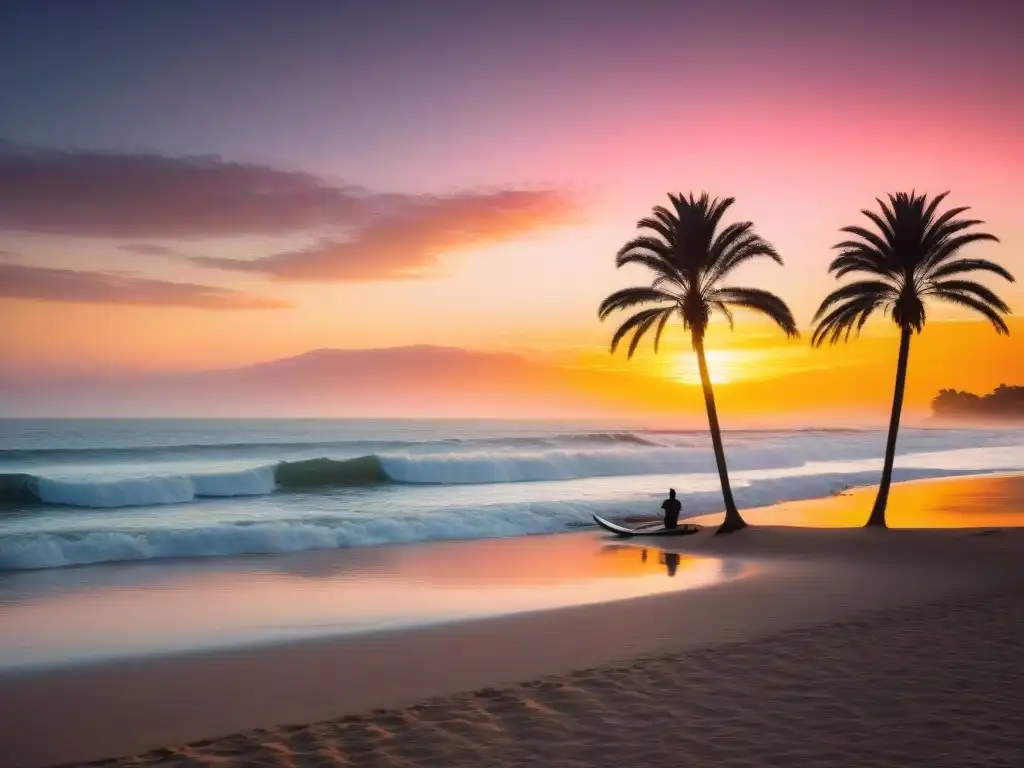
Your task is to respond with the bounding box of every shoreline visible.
[3,467,1020,575]
[1,472,1023,766]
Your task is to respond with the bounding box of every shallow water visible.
[0,533,748,670]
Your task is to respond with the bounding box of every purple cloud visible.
[0,263,289,310]
[118,244,180,257]
[194,189,578,281]
[0,147,579,282]
[0,149,368,237]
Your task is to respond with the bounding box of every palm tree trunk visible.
[693,335,746,534]
[867,325,912,528]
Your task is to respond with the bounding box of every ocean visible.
[1,419,1022,571]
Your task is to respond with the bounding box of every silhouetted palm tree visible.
[599,193,798,534]
[812,191,1013,527]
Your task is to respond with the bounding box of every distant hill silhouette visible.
[0,345,693,418]
[931,385,1024,423]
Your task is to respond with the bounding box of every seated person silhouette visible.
[661,488,682,529]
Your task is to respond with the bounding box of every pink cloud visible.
[0,148,368,237]
[0,263,290,310]
[194,189,578,281]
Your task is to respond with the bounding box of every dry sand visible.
[2,474,1022,768]
[97,584,1022,768]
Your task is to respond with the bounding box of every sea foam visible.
[2,436,1022,509]
[0,467,991,570]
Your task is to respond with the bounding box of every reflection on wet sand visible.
[0,533,745,671]
[663,551,680,576]
[689,473,1024,529]
[637,549,682,577]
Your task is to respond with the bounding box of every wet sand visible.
[2,473,1022,767]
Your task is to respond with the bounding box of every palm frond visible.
[652,273,688,294]
[926,257,1014,282]
[707,221,754,264]
[652,307,674,353]
[811,294,888,346]
[812,280,896,321]
[711,301,735,330]
[879,195,904,235]
[627,311,665,358]
[829,249,898,279]
[925,280,1011,313]
[837,225,893,259]
[928,216,981,241]
[918,232,1001,274]
[650,206,678,231]
[711,287,798,338]
[861,209,897,249]
[636,216,676,245]
[921,191,951,223]
[618,252,686,285]
[705,233,782,286]
[922,204,970,243]
[701,194,735,239]
[931,290,1011,334]
[598,287,677,320]
[609,307,673,357]
[615,235,671,261]
[920,218,986,264]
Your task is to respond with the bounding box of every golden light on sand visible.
[687,474,1024,529]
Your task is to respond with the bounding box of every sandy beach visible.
[2,474,1023,767]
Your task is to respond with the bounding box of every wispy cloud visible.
[0,263,289,310]
[118,244,181,257]
[0,147,580,282]
[194,189,578,281]
[0,147,368,237]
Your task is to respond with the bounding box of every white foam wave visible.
[0,467,984,570]
[376,438,1022,485]
[32,466,276,508]
[190,467,277,497]
[0,505,590,570]
[378,448,715,484]
[14,431,1024,509]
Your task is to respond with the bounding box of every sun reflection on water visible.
[0,534,746,670]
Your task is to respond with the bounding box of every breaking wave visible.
[3,435,1023,510]
[4,447,700,508]
[0,430,663,464]
[2,424,1021,571]
[0,467,991,570]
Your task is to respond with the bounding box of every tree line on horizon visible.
[932,384,1024,422]
[599,191,1014,532]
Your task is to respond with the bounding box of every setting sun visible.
[673,350,740,385]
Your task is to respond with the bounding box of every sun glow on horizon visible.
[673,349,742,386]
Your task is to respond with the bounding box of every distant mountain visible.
[0,345,692,418]
[931,385,1024,424]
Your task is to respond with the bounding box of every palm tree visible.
[599,193,798,534]
[812,191,1013,528]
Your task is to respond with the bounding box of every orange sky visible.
[549,320,1024,422]
[1,2,1021,420]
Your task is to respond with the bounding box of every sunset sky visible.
[1,0,1021,419]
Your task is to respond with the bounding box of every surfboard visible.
[592,514,701,537]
